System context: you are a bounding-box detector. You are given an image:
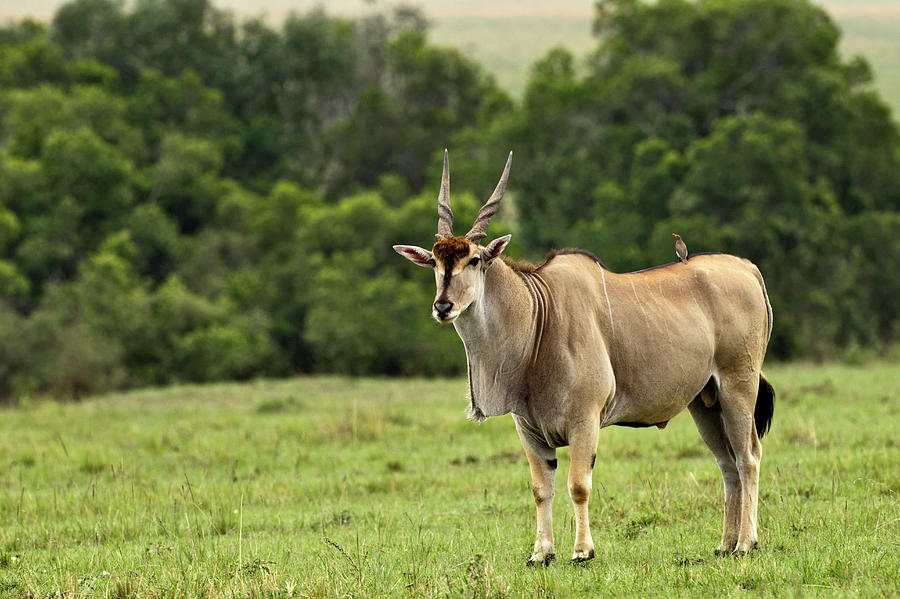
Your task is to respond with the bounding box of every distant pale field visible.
[1,1,898,115]
[830,4,900,120]
[0,362,897,597]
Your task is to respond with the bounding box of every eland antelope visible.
[394,151,774,563]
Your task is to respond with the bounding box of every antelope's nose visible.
[434,301,454,319]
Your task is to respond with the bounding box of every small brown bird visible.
[672,233,688,264]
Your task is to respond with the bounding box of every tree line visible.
[0,0,898,400]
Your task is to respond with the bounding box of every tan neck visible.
[453,259,537,418]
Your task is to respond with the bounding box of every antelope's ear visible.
[483,234,512,263]
[393,245,435,268]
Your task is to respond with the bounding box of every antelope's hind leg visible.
[688,396,742,555]
[717,375,763,555]
[515,420,557,566]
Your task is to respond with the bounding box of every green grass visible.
[0,363,898,597]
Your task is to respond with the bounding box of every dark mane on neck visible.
[500,255,539,273]
[500,248,608,273]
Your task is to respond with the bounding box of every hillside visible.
[3,1,896,114]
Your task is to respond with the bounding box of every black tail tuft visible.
[755,374,775,439]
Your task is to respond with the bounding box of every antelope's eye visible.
[469,256,481,267]
[428,258,436,267]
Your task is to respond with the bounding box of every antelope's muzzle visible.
[434,301,454,321]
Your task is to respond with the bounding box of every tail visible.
[755,374,775,439]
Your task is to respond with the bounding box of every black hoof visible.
[527,553,555,567]
[571,549,595,564]
[733,541,758,556]
[714,544,735,557]
[715,541,758,557]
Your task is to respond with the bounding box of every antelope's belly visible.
[600,376,707,429]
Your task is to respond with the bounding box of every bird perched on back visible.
[672,233,688,264]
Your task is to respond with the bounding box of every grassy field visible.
[827,2,900,119]
[0,363,897,597]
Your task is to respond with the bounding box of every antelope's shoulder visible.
[500,248,604,276]
[537,249,605,275]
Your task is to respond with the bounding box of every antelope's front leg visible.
[516,428,557,565]
[568,424,599,562]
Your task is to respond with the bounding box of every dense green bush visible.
[0,0,897,400]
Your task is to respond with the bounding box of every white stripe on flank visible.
[601,267,614,337]
[630,280,648,320]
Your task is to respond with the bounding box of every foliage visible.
[0,365,897,596]
[0,0,898,399]
[0,0,494,399]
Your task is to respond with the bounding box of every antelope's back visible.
[540,251,771,369]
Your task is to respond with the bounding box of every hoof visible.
[714,541,737,557]
[571,549,595,563]
[733,541,758,556]
[527,553,554,567]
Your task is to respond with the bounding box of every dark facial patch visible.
[432,236,472,272]
[546,459,557,470]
